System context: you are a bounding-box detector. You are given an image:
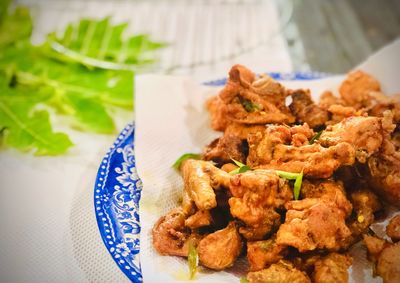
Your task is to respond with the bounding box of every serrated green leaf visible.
[0,97,73,156]
[0,6,32,47]
[45,17,166,69]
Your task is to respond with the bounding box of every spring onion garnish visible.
[240,277,249,283]
[240,97,262,112]
[309,130,323,144]
[172,153,201,170]
[276,170,304,200]
[188,241,199,279]
[230,158,251,175]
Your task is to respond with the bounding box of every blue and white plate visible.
[94,72,326,282]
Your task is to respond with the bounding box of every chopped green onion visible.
[188,241,199,279]
[275,170,300,180]
[309,130,323,144]
[293,171,303,200]
[240,97,262,112]
[240,277,249,283]
[230,158,252,175]
[276,170,303,200]
[172,153,201,170]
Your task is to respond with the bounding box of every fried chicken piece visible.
[364,235,400,283]
[206,95,229,131]
[340,188,381,248]
[152,208,200,256]
[247,124,355,178]
[181,159,230,211]
[215,65,294,125]
[339,70,400,122]
[238,216,280,241]
[386,215,400,242]
[367,114,400,206]
[197,222,242,270]
[247,237,287,271]
[277,181,352,252]
[203,134,247,164]
[184,210,212,229]
[289,89,328,129]
[247,261,311,283]
[203,123,265,165]
[228,170,292,226]
[319,116,384,162]
[339,70,381,109]
[319,91,344,110]
[312,253,352,283]
[368,154,400,207]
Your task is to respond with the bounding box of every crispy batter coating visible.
[247,237,286,271]
[339,71,400,122]
[386,215,400,242]
[152,208,200,256]
[212,65,294,125]
[206,95,229,131]
[181,159,230,210]
[228,170,292,229]
[184,210,212,229]
[247,124,355,178]
[203,123,265,165]
[339,70,381,109]
[247,261,311,283]
[312,253,352,283]
[197,222,242,270]
[364,235,400,283]
[319,116,384,162]
[340,188,381,248]
[289,89,328,129]
[319,90,344,110]
[277,180,352,252]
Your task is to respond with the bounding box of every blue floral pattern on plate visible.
[94,72,327,282]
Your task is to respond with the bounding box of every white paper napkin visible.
[135,39,400,283]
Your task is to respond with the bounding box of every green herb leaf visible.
[0,6,164,155]
[0,91,73,155]
[173,153,201,170]
[44,18,166,70]
[309,130,323,144]
[188,241,199,280]
[275,170,301,180]
[293,171,303,200]
[240,277,249,283]
[230,158,252,175]
[0,5,32,47]
[240,97,262,112]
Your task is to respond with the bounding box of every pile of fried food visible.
[152,65,400,283]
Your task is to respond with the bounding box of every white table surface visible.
[0,0,292,282]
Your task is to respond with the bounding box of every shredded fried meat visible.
[152,65,400,281]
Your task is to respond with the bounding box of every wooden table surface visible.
[282,0,400,73]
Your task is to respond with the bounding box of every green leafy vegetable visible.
[173,153,201,170]
[240,97,262,112]
[45,17,166,70]
[230,158,251,175]
[188,241,199,280]
[240,277,249,283]
[0,4,164,155]
[309,130,323,144]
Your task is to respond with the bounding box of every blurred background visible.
[15,0,400,79]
